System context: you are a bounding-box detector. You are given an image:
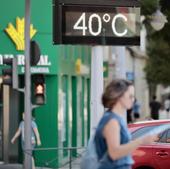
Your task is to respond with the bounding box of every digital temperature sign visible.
[53,0,141,45]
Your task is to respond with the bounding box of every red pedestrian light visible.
[33,74,46,105]
[36,84,44,95]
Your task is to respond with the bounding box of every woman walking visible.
[94,79,157,169]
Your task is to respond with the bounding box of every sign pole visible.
[24,0,32,168]
[90,46,104,136]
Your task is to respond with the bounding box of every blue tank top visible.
[94,111,134,169]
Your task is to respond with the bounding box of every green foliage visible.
[142,0,170,85]
[140,0,157,15]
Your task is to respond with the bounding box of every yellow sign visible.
[75,58,82,74]
[5,17,37,51]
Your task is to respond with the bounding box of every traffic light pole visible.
[24,0,32,168]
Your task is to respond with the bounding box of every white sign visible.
[0,54,51,66]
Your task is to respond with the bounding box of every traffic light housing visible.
[2,57,18,89]
[33,74,46,105]
[30,40,41,66]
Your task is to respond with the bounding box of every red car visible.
[128,120,170,169]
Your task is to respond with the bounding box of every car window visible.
[131,125,170,141]
[132,126,159,140]
[158,130,167,143]
[165,129,170,143]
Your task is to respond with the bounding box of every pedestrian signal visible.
[36,84,44,95]
[2,57,18,89]
[33,74,46,105]
[30,40,41,66]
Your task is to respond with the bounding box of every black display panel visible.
[53,1,141,45]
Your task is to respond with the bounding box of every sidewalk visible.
[0,164,22,169]
[0,163,51,169]
[0,156,81,169]
[159,110,169,119]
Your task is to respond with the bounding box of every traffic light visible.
[2,57,18,89]
[30,40,41,66]
[33,74,46,105]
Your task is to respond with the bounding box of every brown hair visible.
[102,79,133,109]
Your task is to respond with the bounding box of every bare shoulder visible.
[107,118,119,127]
[103,118,120,134]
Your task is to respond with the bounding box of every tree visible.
[141,0,170,86]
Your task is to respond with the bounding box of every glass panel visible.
[131,125,162,140]
[165,130,170,143]
[159,130,168,143]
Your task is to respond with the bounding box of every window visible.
[165,129,170,143]
[158,131,167,143]
[132,126,159,140]
[131,124,170,142]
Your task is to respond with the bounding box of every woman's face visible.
[119,85,135,110]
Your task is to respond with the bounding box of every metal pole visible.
[90,46,104,136]
[114,46,127,122]
[3,86,10,163]
[115,46,126,79]
[69,149,72,169]
[24,0,32,168]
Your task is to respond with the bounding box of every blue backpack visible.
[80,135,100,169]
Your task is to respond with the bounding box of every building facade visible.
[0,0,91,168]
